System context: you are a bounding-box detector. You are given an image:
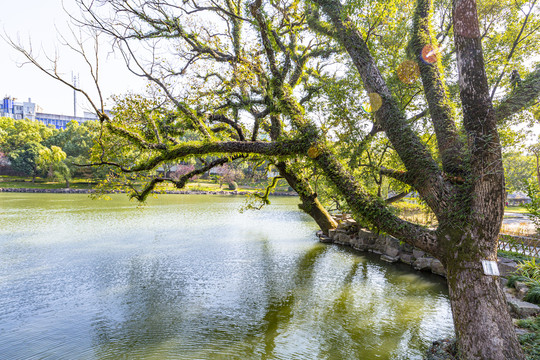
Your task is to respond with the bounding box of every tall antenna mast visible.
[72,72,78,117]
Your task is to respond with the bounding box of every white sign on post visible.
[481,260,500,276]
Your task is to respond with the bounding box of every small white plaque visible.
[482,260,500,276]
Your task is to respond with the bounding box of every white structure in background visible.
[0,97,36,120]
[0,96,108,129]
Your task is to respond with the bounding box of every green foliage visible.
[525,286,540,305]
[45,120,98,158]
[390,199,436,226]
[35,145,72,187]
[0,117,55,155]
[0,116,104,184]
[503,152,535,192]
[517,258,540,285]
[228,181,238,190]
[391,200,421,213]
[8,142,45,178]
[38,146,67,176]
[507,259,540,306]
[525,180,540,234]
[517,315,540,359]
[499,250,538,263]
[507,274,530,288]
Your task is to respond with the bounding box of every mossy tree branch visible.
[275,161,338,234]
[494,66,540,122]
[311,0,450,215]
[130,155,245,201]
[409,0,465,176]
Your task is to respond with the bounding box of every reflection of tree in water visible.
[90,252,191,359]
[88,233,331,359]
[319,254,451,360]
[88,237,451,359]
[253,241,330,359]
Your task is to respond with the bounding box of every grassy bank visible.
[0,176,94,189]
[505,206,530,214]
[0,176,296,194]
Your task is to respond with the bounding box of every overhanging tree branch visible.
[116,139,310,173]
[494,66,540,122]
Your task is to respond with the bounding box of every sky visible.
[0,0,145,116]
[0,1,538,145]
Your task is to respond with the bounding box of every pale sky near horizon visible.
[0,0,145,116]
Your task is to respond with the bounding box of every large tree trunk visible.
[446,260,523,359]
[310,0,525,356]
[440,212,524,358]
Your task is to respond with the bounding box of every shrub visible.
[525,180,540,235]
[498,250,537,263]
[525,285,540,305]
[517,316,540,358]
[509,258,540,305]
[228,181,238,190]
[508,274,530,288]
[518,258,540,286]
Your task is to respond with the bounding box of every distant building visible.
[0,96,107,129]
[1,97,36,121]
[507,192,532,206]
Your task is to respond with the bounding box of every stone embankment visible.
[317,215,540,319]
[0,187,297,196]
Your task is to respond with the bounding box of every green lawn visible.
[505,206,530,214]
[158,180,293,193]
[0,176,295,194]
[0,176,94,189]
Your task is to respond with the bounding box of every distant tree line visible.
[0,117,104,186]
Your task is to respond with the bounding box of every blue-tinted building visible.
[35,112,99,129]
[1,96,100,129]
[1,97,36,121]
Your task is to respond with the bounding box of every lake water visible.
[0,193,454,359]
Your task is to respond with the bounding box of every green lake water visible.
[0,193,453,359]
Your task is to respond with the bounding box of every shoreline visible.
[318,216,540,320]
[0,187,298,196]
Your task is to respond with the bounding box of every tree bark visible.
[449,0,524,353]
[494,66,540,122]
[310,0,525,358]
[275,162,338,234]
[410,0,465,175]
[444,231,524,359]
